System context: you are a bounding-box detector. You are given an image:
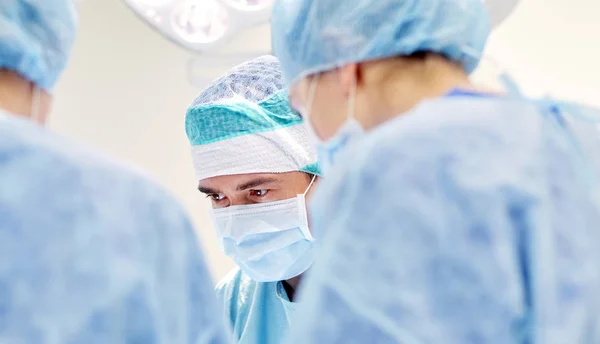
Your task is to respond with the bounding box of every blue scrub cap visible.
[0,0,78,91]
[271,0,491,87]
[185,55,320,180]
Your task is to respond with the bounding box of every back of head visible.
[0,0,78,91]
[271,0,491,87]
[185,55,320,181]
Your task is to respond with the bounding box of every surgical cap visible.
[0,0,78,91]
[271,0,491,87]
[185,55,320,181]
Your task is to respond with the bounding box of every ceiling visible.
[50,0,600,279]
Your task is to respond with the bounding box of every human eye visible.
[249,189,269,198]
[206,193,226,203]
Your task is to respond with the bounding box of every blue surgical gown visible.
[289,96,600,343]
[0,111,232,344]
[216,268,297,344]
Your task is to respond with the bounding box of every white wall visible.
[50,0,600,281]
[484,0,600,104]
[50,0,256,281]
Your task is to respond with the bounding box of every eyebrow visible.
[198,185,218,195]
[236,177,279,191]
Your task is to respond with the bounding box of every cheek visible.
[272,188,300,201]
[311,90,346,141]
[304,181,318,202]
[39,92,53,124]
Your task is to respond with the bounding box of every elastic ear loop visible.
[306,74,320,113]
[299,174,317,240]
[303,74,321,138]
[295,74,325,152]
[303,174,317,196]
[31,86,42,124]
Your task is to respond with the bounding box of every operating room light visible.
[122,0,274,52]
[171,0,229,43]
[130,0,173,6]
[484,0,521,28]
[123,0,517,53]
[223,0,272,11]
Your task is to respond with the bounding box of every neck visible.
[0,69,46,123]
[358,55,474,129]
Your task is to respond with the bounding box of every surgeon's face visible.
[198,172,315,209]
[290,71,350,141]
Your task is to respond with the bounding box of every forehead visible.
[198,172,301,191]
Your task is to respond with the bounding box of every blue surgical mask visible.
[209,177,316,282]
[301,75,364,175]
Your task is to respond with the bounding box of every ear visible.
[337,63,359,98]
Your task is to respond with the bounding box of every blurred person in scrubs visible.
[185,55,320,344]
[0,1,230,343]
[271,0,600,343]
